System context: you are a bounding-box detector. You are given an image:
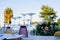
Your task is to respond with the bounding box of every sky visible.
[0,0,60,26]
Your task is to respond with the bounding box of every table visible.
[23,35,60,40]
[0,34,60,40]
[0,34,22,40]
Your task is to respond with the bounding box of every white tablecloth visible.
[23,35,60,40]
[0,34,22,40]
[0,34,60,40]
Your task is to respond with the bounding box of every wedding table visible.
[0,34,23,40]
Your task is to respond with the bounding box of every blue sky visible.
[0,0,60,26]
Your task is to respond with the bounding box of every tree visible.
[36,5,58,36]
[4,8,13,24]
[40,5,57,22]
[57,18,60,26]
[56,18,60,30]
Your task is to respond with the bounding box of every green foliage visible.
[36,22,59,36]
[41,5,54,13]
[40,5,57,22]
[32,5,60,36]
[36,24,43,35]
[57,18,60,26]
